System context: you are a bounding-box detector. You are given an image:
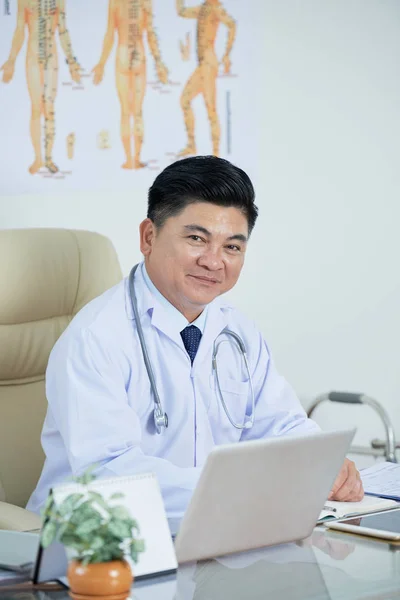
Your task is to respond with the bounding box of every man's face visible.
[140,202,249,320]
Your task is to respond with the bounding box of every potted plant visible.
[41,469,145,600]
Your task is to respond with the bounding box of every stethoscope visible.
[129,264,255,434]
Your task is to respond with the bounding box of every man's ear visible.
[139,218,156,256]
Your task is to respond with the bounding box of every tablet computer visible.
[326,507,400,540]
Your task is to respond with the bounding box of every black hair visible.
[147,155,258,234]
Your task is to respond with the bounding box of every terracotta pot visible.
[67,559,133,600]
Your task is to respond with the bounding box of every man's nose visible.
[197,247,224,270]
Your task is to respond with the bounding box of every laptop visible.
[12,429,353,584]
[173,429,355,563]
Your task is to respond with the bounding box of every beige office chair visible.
[0,229,123,531]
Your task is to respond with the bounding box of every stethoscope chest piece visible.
[154,407,168,434]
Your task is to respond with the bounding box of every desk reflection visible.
[0,532,358,600]
[174,532,356,600]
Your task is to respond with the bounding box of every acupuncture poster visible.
[0,0,259,195]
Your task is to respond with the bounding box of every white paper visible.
[52,473,177,579]
[318,495,398,521]
[360,461,400,498]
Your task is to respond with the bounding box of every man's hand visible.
[329,458,364,501]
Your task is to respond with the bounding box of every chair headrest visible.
[0,228,122,383]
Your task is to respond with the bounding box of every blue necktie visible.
[180,325,202,364]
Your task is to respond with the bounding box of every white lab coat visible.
[27,264,319,516]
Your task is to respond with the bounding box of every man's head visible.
[140,156,258,321]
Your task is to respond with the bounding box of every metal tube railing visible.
[307,392,397,463]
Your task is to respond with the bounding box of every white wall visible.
[1,1,399,456]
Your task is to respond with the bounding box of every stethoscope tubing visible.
[129,264,255,434]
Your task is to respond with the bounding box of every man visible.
[92,0,168,170]
[27,156,363,517]
[1,0,81,174]
[176,0,236,157]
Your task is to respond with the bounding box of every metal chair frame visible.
[307,392,398,463]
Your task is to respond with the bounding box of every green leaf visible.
[57,521,69,539]
[93,541,123,563]
[130,538,145,563]
[131,550,138,563]
[75,464,98,485]
[91,537,104,551]
[132,538,145,553]
[42,493,55,517]
[110,492,125,500]
[41,521,57,548]
[59,533,82,549]
[88,491,109,510]
[58,493,84,516]
[69,500,101,524]
[75,517,102,538]
[108,519,132,540]
[109,505,132,521]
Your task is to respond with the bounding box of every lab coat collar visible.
[141,262,207,334]
[124,263,232,361]
[124,266,184,348]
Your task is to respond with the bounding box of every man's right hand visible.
[329,458,364,502]
[1,59,15,83]
[92,63,105,85]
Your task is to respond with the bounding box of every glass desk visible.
[2,527,400,600]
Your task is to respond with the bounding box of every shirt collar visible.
[124,262,232,367]
[141,262,207,333]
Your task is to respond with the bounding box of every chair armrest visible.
[0,501,42,532]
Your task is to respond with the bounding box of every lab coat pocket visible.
[215,377,249,396]
[209,374,249,431]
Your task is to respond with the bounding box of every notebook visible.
[34,472,177,583]
[360,461,400,500]
[318,495,399,522]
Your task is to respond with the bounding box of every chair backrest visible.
[0,229,123,507]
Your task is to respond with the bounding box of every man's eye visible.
[227,245,241,252]
[189,235,203,242]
